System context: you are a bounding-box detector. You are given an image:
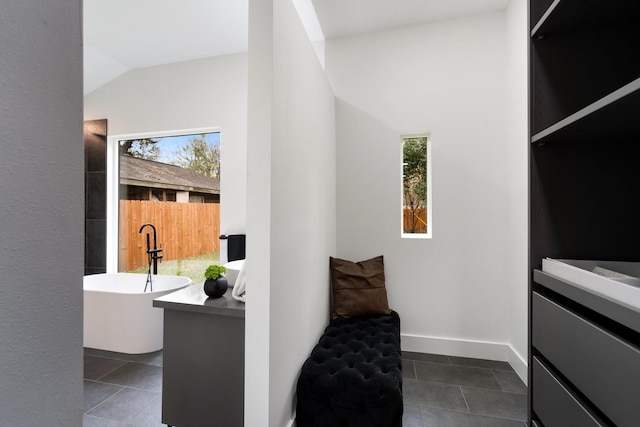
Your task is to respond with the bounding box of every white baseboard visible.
[402,333,528,385]
[507,345,528,385]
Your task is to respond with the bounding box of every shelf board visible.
[531,77,640,144]
[532,0,640,38]
[531,0,562,37]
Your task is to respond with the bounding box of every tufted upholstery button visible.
[296,311,403,427]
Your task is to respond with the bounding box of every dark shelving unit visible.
[529,0,640,269]
[531,0,640,38]
[529,0,640,425]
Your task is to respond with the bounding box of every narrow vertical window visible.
[402,133,431,238]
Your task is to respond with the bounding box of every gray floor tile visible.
[83,414,131,426]
[98,362,163,392]
[84,380,123,412]
[403,359,417,379]
[493,370,528,394]
[134,351,163,366]
[403,379,468,411]
[85,348,163,366]
[422,407,526,427]
[448,356,513,371]
[86,388,163,426]
[403,351,450,364]
[85,348,119,358]
[84,355,127,381]
[461,387,527,421]
[85,348,528,427]
[415,361,502,390]
[85,348,125,359]
[403,403,424,427]
[113,350,162,366]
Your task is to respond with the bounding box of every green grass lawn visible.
[128,252,219,284]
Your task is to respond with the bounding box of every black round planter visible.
[204,275,228,298]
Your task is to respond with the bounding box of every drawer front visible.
[532,357,603,427]
[532,292,640,426]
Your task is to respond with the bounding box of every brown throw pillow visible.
[330,255,391,319]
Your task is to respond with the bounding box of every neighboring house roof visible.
[120,155,220,194]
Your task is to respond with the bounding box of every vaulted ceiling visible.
[83,0,510,95]
[310,0,510,39]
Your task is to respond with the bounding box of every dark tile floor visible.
[83,348,164,427]
[83,348,528,426]
[402,351,528,426]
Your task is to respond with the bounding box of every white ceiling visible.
[311,0,511,39]
[83,0,248,94]
[83,0,510,95]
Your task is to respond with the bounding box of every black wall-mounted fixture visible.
[220,234,246,262]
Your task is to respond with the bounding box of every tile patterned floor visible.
[83,348,528,426]
[83,348,164,427]
[402,351,528,426]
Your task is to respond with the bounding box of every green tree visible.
[403,137,427,233]
[120,138,160,160]
[174,134,221,179]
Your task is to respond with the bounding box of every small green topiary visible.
[204,264,227,280]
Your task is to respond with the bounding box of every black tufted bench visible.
[296,311,403,427]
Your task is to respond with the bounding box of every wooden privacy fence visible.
[403,208,427,234]
[119,200,220,271]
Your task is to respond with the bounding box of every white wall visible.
[246,0,273,423]
[505,0,529,382]
[84,53,248,260]
[246,0,336,424]
[0,1,84,424]
[327,11,528,377]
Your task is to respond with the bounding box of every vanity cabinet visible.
[154,286,245,427]
[528,0,640,425]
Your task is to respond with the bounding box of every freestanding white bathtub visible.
[84,273,191,354]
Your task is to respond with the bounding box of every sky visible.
[146,132,220,164]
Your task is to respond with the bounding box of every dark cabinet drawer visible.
[532,292,640,426]
[532,357,603,427]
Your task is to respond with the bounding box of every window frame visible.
[401,132,432,239]
[105,127,220,273]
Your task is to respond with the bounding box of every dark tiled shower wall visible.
[84,119,107,275]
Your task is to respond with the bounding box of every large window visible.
[402,133,432,238]
[113,131,222,283]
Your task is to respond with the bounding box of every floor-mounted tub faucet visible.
[139,223,163,291]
